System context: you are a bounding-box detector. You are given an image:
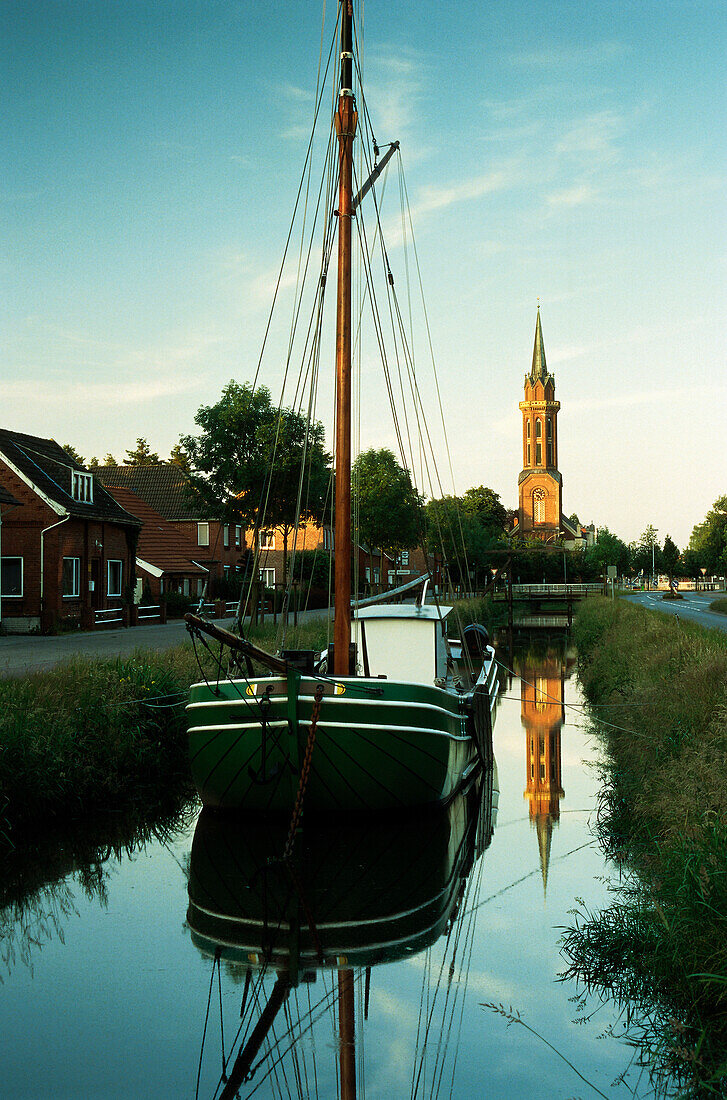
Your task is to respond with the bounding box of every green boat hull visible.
[187,673,493,813]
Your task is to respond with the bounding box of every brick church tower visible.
[517,306,563,540]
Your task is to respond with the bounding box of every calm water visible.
[1,639,650,1098]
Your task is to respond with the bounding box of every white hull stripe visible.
[187,720,471,742]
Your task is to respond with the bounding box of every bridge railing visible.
[510,582,603,596]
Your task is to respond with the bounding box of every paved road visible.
[0,609,330,679]
[622,590,727,633]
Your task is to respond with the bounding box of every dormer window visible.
[72,472,94,503]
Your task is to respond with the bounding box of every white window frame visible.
[72,472,94,503]
[197,522,210,547]
[259,529,275,550]
[323,527,332,550]
[107,559,122,597]
[223,525,230,549]
[235,525,242,548]
[401,550,409,567]
[259,567,275,588]
[196,578,205,596]
[1,556,23,597]
[62,556,81,598]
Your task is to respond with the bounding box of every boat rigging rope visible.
[283,683,325,860]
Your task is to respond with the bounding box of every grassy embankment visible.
[710,598,727,615]
[563,597,727,1096]
[0,597,500,847]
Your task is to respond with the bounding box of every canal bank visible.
[572,597,727,1095]
[0,632,659,1098]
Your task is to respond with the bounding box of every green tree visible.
[460,486,509,536]
[124,438,160,465]
[61,444,84,465]
[582,527,630,577]
[690,497,727,575]
[353,449,422,588]
[265,409,330,592]
[103,453,117,466]
[88,456,100,468]
[631,525,662,581]
[662,534,680,582]
[182,381,331,592]
[169,442,191,472]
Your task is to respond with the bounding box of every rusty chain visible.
[282,683,325,860]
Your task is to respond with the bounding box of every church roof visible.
[529,306,555,387]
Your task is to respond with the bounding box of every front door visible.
[90,558,101,609]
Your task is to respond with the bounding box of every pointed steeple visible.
[535,814,553,902]
[531,302,548,381]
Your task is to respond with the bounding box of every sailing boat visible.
[187,769,497,1097]
[184,0,499,813]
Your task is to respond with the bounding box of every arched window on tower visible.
[526,420,531,465]
[535,419,542,466]
[547,416,553,466]
[533,487,546,525]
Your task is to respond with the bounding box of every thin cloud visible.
[547,184,597,207]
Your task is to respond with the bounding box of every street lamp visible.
[651,528,658,590]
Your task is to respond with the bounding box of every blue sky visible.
[3,1,725,547]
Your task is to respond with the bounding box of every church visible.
[513,306,592,549]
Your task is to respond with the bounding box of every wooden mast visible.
[333,13,359,1100]
[333,0,357,678]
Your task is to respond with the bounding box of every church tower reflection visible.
[517,649,572,898]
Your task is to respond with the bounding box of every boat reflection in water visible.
[187,768,497,1098]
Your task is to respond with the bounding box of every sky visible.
[3,0,725,549]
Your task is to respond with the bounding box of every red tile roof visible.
[105,486,207,576]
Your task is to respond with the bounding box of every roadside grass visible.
[710,598,727,615]
[564,597,727,1095]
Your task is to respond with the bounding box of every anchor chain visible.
[283,683,325,860]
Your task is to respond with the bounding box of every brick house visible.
[93,464,244,589]
[0,430,142,633]
[103,485,208,601]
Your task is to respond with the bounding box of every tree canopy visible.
[689,496,727,574]
[352,448,422,557]
[124,438,160,466]
[425,486,509,587]
[61,444,84,465]
[181,381,331,552]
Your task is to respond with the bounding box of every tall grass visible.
[563,598,727,1095]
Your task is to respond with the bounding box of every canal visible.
[1,636,651,1097]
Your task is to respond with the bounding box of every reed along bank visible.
[566,596,727,1096]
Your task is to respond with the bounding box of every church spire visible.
[531,302,548,381]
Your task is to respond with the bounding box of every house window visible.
[533,488,546,525]
[223,565,230,578]
[197,523,209,547]
[235,525,242,549]
[197,579,205,596]
[373,568,380,583]
[72,472,94,503]
[1,556,23,597]
[259,567,275,588]
[183,579,190,596]
[62,557,81,597]
[223,525,230,549]
[259,530,274,550]
[401,550,409,567]
[365,566,371,582]
[323,527,332,550]
[107,560,122,597]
